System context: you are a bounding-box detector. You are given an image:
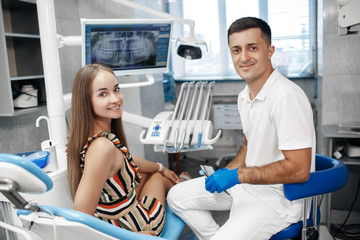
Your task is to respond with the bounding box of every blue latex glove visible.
[205,168,240,193]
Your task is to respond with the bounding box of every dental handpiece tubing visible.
[172,82,188,122]
[180,82,199,149]
[184,82,200,143]
[163,82,187,152]
[198,82,213,147]
[185,83,198,121]
[177,83,192,121]
[193,82,206,122]
[174,83,193,149]
[190,82,206,146]
[201,83,212,121]
[188,83,202,146]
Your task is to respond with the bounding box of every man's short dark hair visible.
[227,17,272,45]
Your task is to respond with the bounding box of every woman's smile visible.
[108,105,121,111]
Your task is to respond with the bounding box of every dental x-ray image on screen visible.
[91,31,158,68]
[82,19,172,76]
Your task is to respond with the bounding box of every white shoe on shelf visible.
[13,85,38,108]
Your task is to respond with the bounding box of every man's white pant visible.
[167,177,291,240]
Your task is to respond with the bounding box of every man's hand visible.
[205,168,240,193]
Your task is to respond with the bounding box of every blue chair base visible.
[270,208,319,240]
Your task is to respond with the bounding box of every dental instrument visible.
[35,116,53,140]
[163,82,188,152]
[36,116,58,172]
[179,82,198,151]
[199,165,230,196]
[189,82,206,146]
[180,82,200,151]
[140,81,221,153]
[173,82,193,151]
[198,94,213,148]
[198,82,213,148]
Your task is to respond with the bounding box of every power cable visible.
[333,178,360,239]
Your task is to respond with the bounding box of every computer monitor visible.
[81,18,173,76]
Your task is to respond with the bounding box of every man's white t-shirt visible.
[237,69,316,222]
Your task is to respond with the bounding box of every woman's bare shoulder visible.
[85,137,118,166]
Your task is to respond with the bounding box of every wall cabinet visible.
[0,0,45,116]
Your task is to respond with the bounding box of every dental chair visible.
[270,154,348,240]
[0,153,185,240]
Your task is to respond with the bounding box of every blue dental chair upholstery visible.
[270,154,348,240]
[0,153,185,240]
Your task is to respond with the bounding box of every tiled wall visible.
[0,108,49,154]
[321,0,360,127]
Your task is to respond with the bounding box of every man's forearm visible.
[226,144,247,169]
[237,148,312,184]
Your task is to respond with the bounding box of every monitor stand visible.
[118,74,155,88]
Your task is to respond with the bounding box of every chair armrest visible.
[283,157,348,201]
[0,154,53,193]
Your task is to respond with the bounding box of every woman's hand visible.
[161,168,180,184]
[138,230,157,235]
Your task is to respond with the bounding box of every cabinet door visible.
[0,1,14,116]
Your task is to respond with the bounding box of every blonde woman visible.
[67,63,179,236]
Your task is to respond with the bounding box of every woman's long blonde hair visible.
[67,63,128,199]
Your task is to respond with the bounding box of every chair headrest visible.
[0,153,53,193]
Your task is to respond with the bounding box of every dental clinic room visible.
[0,0,360,239]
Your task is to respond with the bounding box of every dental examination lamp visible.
[338,0,360,35]
[111,0,207,60]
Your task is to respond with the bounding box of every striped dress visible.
[80,131,165,235]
